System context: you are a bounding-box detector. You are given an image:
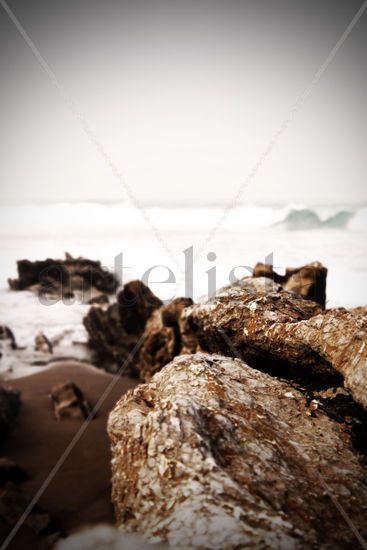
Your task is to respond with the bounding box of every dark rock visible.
[0,326,17,350]
[253,260,327,307]
[8,253,118,300]
[50,382,92,421]
[137,297,193,381]
[0,482,53,535]
[0,458,28,486]
[87,293,110,305]
[117,280,163,334]
[0,386,21,440]
[108,353,367,549]
[83,280,162,374]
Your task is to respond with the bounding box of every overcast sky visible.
[0,0,366,206]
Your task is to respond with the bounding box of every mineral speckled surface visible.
[108,353,367,549]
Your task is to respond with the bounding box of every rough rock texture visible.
[137,297,193,381]
[351,306,367,318]
[108,354,367,549]
[0,386,21,439]
[8,253,118,300]
[84,280,162,374]
[50,382,92,421]
[253,261,327,307]
[185,279,367,409]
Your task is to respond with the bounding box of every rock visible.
[265,308,367,410]
[0,386,21,440]
[283,261,327,308]
[35,333,53,354]
[351,306,367,318]
[54,525,169,550]
[117,280,163,335]
[185,279,367,409]
[0,458,28,486]
[83,280,162,374]
[108,353,367,549]
[8,253,118,300]
[0,482,53,535]
[253,261,327,307]
[137,297,193,381]
[50,382,92,421]
[252,262,286,284]
[87,293,110,305]
[0,326,17,349]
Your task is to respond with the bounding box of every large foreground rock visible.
[108,354,367,549]
[185,278,367,409]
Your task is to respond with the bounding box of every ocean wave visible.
[0,202,362,237]
[276,209,355,230]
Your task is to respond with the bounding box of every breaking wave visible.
[0,202,364,237]
[276,209,355,230]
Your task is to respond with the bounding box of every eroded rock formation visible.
[8,253,118,300]
[185,279,367,409]
[83,280,162,374]
[108,353,367,549]
[137,297,193,381]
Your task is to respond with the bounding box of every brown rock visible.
[87,293,110,305]
[108,353,367,549]
[83,280,162,374]
[253,261,327,307]
[34,332,53,354]
[50,381,92,421]
[137,297,193,381]
[185,279,367,409]
[8,253,118,299]
[351,306,367,318]
[0,386,21,440]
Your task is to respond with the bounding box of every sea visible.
[0,201,366,376]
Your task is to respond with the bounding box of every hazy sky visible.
[0,0,366,205]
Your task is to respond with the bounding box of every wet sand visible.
[0,361,138,549]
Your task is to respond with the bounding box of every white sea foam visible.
[0,201,366,378]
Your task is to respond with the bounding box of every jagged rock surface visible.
[253,261,327,307]
[137,297,193,381]
[185,279,367,409]
[0,386,21,440]
[108,354,367,549]
[83,280,162,374]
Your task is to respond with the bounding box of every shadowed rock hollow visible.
[184,278,367,409]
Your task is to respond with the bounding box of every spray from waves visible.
[0,202,363,237]
[275,209,355,230]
